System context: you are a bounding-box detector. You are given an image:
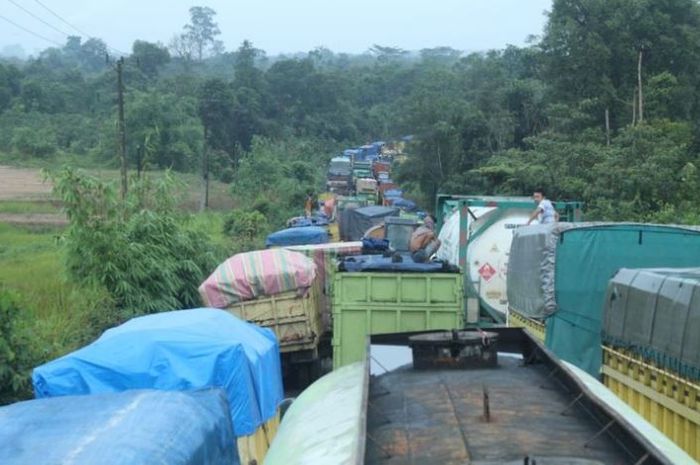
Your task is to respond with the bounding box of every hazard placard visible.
[478,263,496,281]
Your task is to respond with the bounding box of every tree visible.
[183,6,221,61]
[132,41,171,78]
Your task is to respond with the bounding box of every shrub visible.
[51,168,220,315]
[0,290,36,404]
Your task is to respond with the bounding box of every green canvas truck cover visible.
[603,268,700,380]
[507,222,700,376]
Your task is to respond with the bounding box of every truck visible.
[326,156,353,195]
[354,177,378,201]
[352,159,372,180]
[435,195,583,324]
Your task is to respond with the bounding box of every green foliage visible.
[52,168,221,315]
[3,0,700,224]
[223,209,268,251]
[0,290,34,403]
[0,223,119,404]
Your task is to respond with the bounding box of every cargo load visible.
[507,222,700,375]
[0,389,237,465]
[339,205,398,241]
[199,249,316,308]
[603,267,700,380]
[265,226,328,247]
[32,308,284,462]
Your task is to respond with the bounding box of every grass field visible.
[0,159,237,400]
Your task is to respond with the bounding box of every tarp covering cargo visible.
[285,242,363,295]
[507,223,576,318]
[264,362,368,465]
[265,226,328,247]
[199,249,316,307]
[340,254,457,273]
[603,268,700,380]
[0,389,237,465]
[340,205,399,241]
[389,198,417,211]
[287,216,330,228]
[32,309,284,437]
[507,222,700,376]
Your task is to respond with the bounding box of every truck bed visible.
[365,329,673,465]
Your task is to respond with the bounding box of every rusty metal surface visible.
[409,330,499,370]
[366,357,633,465]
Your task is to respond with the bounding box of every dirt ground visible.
[0,165,234,226]
[0,165,54,200]
[0,165,63,226]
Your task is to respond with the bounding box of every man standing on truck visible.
[526,188,559,225]
[410,215,441,263]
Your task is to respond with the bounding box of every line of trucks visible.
[326,141,400,205]
[4,138,698,464]
[208,188,700,462]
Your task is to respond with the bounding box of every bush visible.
[0,290,36,404]
[52,168,220,315]
[223,208,268,251]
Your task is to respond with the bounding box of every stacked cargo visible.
[31,309,284,465]
[199,249,323,358]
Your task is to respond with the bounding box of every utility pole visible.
[116,57,128,199]
[637,49,644,124]
[604,108,611,146]
[200,124,209,211]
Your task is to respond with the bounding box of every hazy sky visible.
[1,0,553,57]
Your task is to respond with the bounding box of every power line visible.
[0,13,64,47]
[6,0,70,37]
[32,0,89,37]
[31,0,128,56]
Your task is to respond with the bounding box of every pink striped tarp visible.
[199,249,316,308]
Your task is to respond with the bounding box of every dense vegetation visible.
[3,0,700,401]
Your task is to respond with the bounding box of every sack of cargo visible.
[0,389,237,465]
[199,249,316,307]
[603,268,700,380]
[32,309,284,439]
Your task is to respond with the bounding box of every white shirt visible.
[538,199,556,224]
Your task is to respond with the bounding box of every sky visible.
[1,0,553,57]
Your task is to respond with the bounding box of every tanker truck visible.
[435,195,583,323]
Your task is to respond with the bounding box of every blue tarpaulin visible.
[32,309,284,437]
[340,254,456,273]
[390,198,417,211]
[266,226,328,247]
[287,216,330,228]
[0,389,237,465]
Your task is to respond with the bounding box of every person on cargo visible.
[410,215,441,262]
[526,188,559,225]
[304,193,314,218]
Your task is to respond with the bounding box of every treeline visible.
[2,1,700,221]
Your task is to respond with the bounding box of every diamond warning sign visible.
[478,263,497,281]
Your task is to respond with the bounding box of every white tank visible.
[437,206,534,318]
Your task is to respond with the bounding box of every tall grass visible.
[0,223,117,400]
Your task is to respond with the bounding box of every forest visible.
[3,0,700,401]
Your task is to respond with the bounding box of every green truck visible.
[331,271,464,368]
